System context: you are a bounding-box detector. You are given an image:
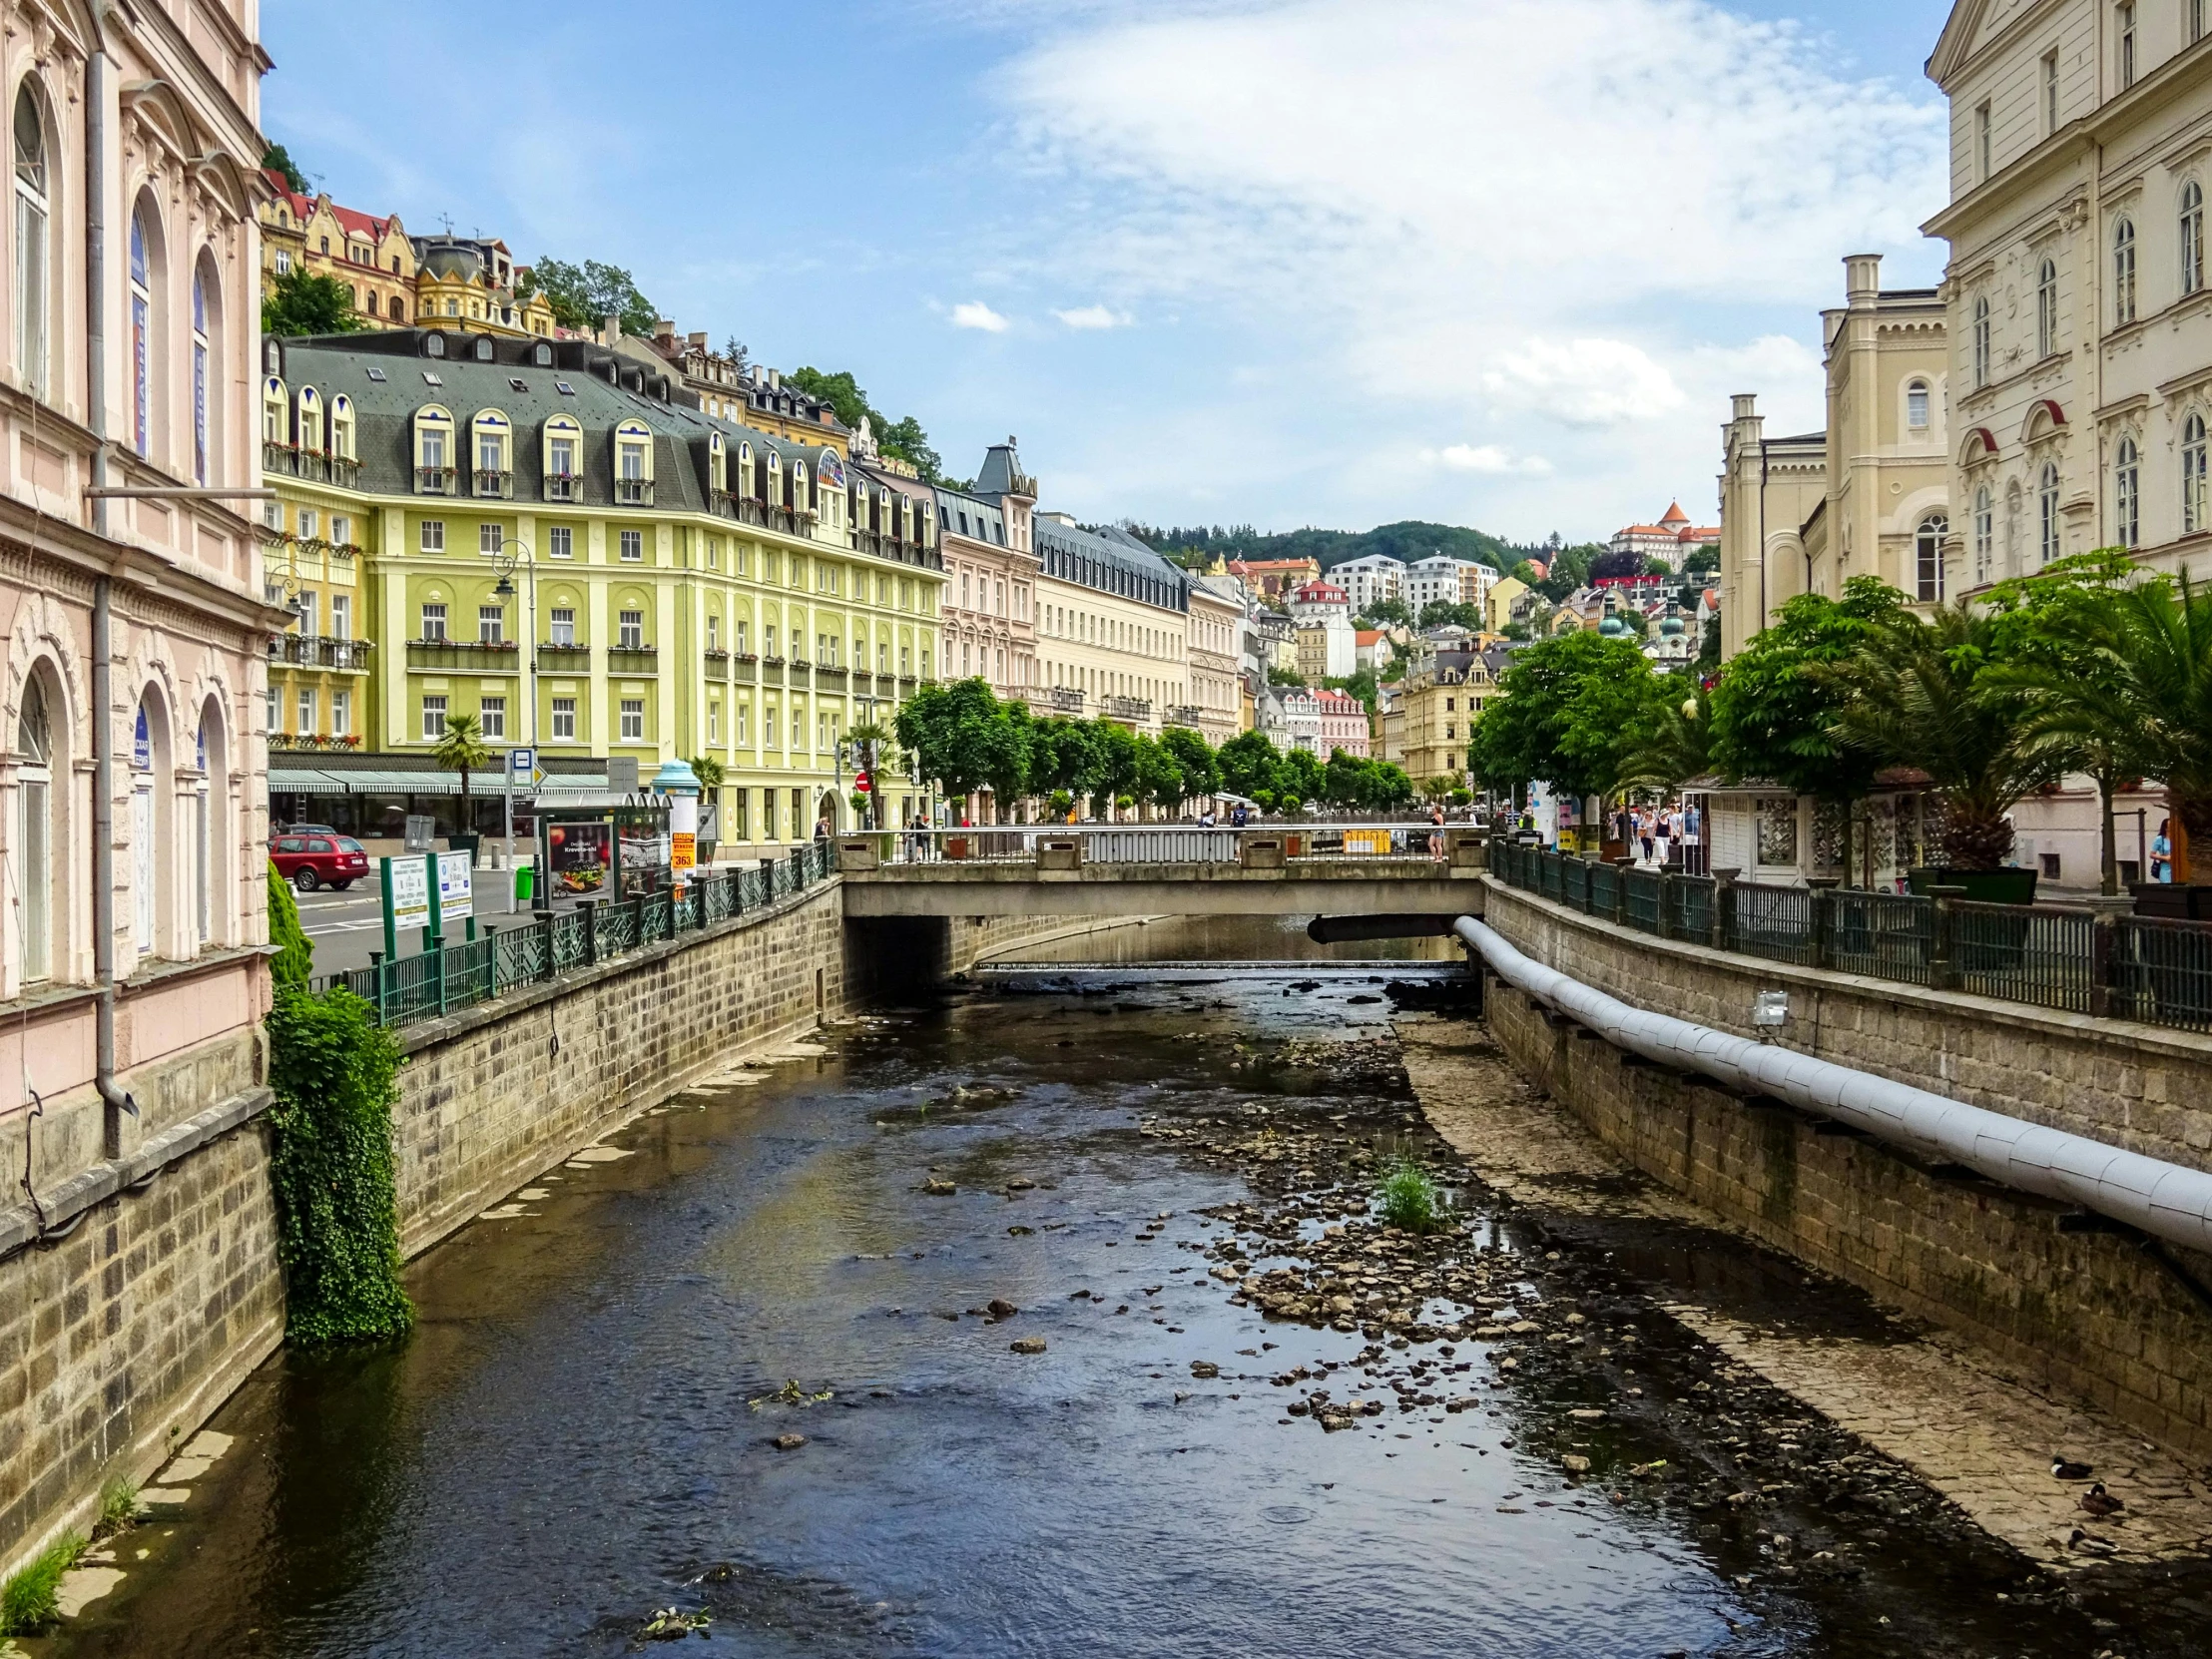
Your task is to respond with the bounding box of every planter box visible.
[1905,866,2038,904]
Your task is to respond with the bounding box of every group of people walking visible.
[1611,801,1702,873]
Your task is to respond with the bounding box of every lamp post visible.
[491,539,538,879]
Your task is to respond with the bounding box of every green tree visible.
[1218,731,1283,800]
[1359,596,1413,628]
[1131,736,1185,813]
[878,415,944,483]
[263,143,309,194]
[1090,720,1142,814]
[1325,668,1380,713]
[1159,726,1221,806]
[1467,630,1660,802]
[1278,747,1326,809]
[262,269,366,337]
[783,367,945,481]
[432,713,492,830]
[1266,665,1308,688]
[1707,577,1904,802]
[1417,600,1482,632]
[1680,542,1721,578]
[687,754,726,792]
[895,678,1002,801]
[268,862,312,989]
[523,257,657,336]
[1617,674,1711,794]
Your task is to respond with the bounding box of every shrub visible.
[1380,1159,1442,1234]
[0,1530,84,1635]
[267,861,312,991]
[266,986,413,1346]
[95,1477,138,1536]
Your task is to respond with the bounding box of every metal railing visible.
[310,841,838,1031]
[1488,838,2212,1035]
[873,823,1476,866]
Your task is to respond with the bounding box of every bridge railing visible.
[867,824,1481,866]
[1489,837,2212,1034]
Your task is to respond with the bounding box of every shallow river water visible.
[36,918,2210,1658]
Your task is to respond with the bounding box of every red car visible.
[274,831,369,891]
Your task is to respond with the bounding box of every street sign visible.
[436,849,474,921]
[403,814,435,852]
[508,747,535,778]
[854,770,872,795]
[386,856,430,928]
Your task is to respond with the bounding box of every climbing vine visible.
[265,985,413,1346]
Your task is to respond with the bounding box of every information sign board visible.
[436,849,474,921]
[386,855,430,928]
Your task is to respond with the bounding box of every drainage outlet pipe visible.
[1455,916,2212,1256]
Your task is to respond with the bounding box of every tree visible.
[1827,600,2060,870]
[783,367,944,480]
[1131,736,1186,814]
[1090,721,1142,814]
[523,257,657,337]
[895,678,1004,803]
[1417,600,1482,632]
[263,270,366,337]
[1680,542,1721,579]
[1707,577,1903,802]
[1588,548,1643,582]
[878,415,943,483]
[1359,596,1413,629]
[723,336,750,375]
[263,143,309,194]
[1159,726,1221,806]
[1616,675,1711,794]
[1467,629,1660,802]
[1325,668,1380,714]
[432,714,492,830]
[688,754,726,792]
[1218,731,1283,801]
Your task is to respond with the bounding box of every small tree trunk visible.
[2099,766,2119,896]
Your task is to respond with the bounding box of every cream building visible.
[1718,256,1949,658]
[937,441,1039,703]
[1926,0,2212,587]
[1033,514,1191,732]
[1185,579,1245,745]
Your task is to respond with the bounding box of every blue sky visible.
[263,0,1956,547]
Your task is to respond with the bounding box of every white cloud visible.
[1427,443,1553,476]
[951,300,1011,332]
[1053,303,1131,329]
[1481,338,1686,427]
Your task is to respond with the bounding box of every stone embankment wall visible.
[5,875,967,1579]
[1480,879,2212,1457]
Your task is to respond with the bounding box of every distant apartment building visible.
[1227,556,1321,603]
[1610,501,1722,570]
[1332,553,1404,614]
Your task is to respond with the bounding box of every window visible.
[615,421,653,504]
[2187,413,2209,533]
[766,705,780,748]
[420,519,445,552]
[2044,50,2060,134]
[2185,182,2204,294]
[619,529,643,562]
[619,699,645,742]
[297,686,316,735]
[2115,217,2138,324]
[707,614,720,652]
[298,508,320,541]
[130,206,153,455]
[421,695,448,739]
[473,410,511,492]
[12,90,47,399]
[1972,295,1991,387]
[479,522,502,557]
[192,271,211,484]
[16,674,51,981]
[2039,462,2061,564]
[295,590,317,636]
[478,604,504,646]
[420,601,447,641]
[548,525,573,559]
[331,690,350,736]
[1916,514,1948,602]
[737,703,752,745]
[1907,380,1930,431]
[550,606,576,646]
[543,415,581,500]
[274,250,290,276]
[415,406,455,491]
[479,696,505,739]
[2036,258,2057,356]
[2196,0,2207,43]
[2115,437,2141,547]
[708,702,720,744]
[266,685,278,733]
[736,619,751,654]
[1975,101,1991,181]
[331,594,351,640]
[2119,4,2137,89]
[551,697,576,741]
[618,609,644,650]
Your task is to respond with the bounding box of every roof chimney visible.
[602,312,623,343]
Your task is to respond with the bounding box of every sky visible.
[261,0,1958,548]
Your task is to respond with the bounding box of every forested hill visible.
[1116,520,1567,574]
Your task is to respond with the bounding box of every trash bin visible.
[515,864,534,905]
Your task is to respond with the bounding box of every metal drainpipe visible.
[86,24,137,1154]
[1456,914,2212,1256]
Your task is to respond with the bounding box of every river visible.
[34,917,2209,1657]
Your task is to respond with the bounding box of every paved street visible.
[294,867,561,978]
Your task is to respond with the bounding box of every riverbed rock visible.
[986,1299,1019,1321]
[1010,1337,1048,1355]
[772,1433,808,1451]
[921,1177,956,1195]
[1190,1361,1220,1379]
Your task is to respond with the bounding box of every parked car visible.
[273,832,369,892]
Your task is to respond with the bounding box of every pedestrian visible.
[1232,802,1250,829]
[1682,800,1703,875]
[2153,819,2174,883]
[1428,802,1447,862]
[1639,809,1655,866]
[814,813,832,843]
[1653,809,1672,869]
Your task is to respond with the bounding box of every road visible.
[295,866,569,978]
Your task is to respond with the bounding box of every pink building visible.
[1281,687,1371,759]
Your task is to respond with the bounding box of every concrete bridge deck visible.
[839,854,1490,919]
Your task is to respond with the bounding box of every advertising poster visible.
[436,849,474,921]
[386,855,430,929]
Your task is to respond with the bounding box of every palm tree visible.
[432,713,492,837]
[1827,603,2059,870]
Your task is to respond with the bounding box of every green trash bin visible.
[515,864,534,904]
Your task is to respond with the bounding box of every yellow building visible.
[260,328,944,848]
[1398,649,1495,790]
[259,174,417,323]
[1482,574,1527,634]
[412,236,558,339]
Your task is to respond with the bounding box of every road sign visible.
[382,853,431,960]
[854,770,872,795]
[508,747,535,778]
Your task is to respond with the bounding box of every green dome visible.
[1660,615,1687,636]
[1598,615,1627,638]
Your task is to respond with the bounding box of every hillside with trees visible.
[1119,520,1589,577]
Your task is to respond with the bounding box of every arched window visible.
[1907,379,1930,432]
[2036,258,2057,357]
[413,405,454,492]
[531,340,552,367]
[296,384,322,453]
[2115,217,2137,325]
[1972,295,1991,387]
[2039,461,2061,565]
[194,704,216,948]
[330,394,355,461]
[613,419,654,505]
[2185,181,2205,295]
[472,335,493,361]
[13,86,48,398]
[2186,413,2209,535]
[1916,514,1948,602]
[709,430,727,496]
[192,266,213,485]
[1972,485,1993,585]
[262,375,288,445]
[15,672,52,983]
[470,409,511,496]
[130,205,155,455]
[2115,437,2140,548]
[131,691,168,958]
[542,414,582,501]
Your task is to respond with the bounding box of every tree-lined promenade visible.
[1470,553,2212,889]
[894,679,1417,822]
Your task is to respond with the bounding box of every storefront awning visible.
[270,767,610,798]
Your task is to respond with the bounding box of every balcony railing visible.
[815,666,847,688]
[407,639,520,671]
[268,635,375,671]
[415,465,456,495]
[705,648,730,679]
[1103,695,1152,722]
[474,468,514,499]
[607,646,659,675]
[615,478,654,506]
[331,456,361,489]
[545,473,578,503]
[1165,705,1205,729]
[1049,687,1085,714]
[536,642,591,671]
[737,496,769,527]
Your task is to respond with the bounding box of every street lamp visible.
[490,538,538,880]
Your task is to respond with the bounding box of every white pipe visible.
[1456,916,2212,1256]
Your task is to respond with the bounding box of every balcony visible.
[536,642,591,672]
[1102,695,1152,724]
[607,645,659,676]
[408,639,520,672]
[331,456,361,489]
[473,468,514,499]
[704,647,730,680]
[268,635,375,672]
[737,496,769,527]
[853,529,883,558]
[1165,705,1205,729]
[732,655,758,684]
[814,666,847,689]
[1049,687,1086,714]
[415,465,456,496]
[545,473,578,503]
[614,478,654,507]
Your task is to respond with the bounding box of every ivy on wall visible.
[268,862,312,991]
[266,984,413,1346]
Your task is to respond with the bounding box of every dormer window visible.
[709,430,727,495]
[472,410,513,497]
[543,414,582,501]
[297,385,322,453]
[331,396,356,464]
[425,333,446,358]
[414,405,456,494]
[262,375,288,445]
[473,336,494,362]
[614,420,654,505]
[533,342,552,366]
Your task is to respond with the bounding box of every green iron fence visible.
[1487,838,2212,1036]
[312,850,840,1031]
